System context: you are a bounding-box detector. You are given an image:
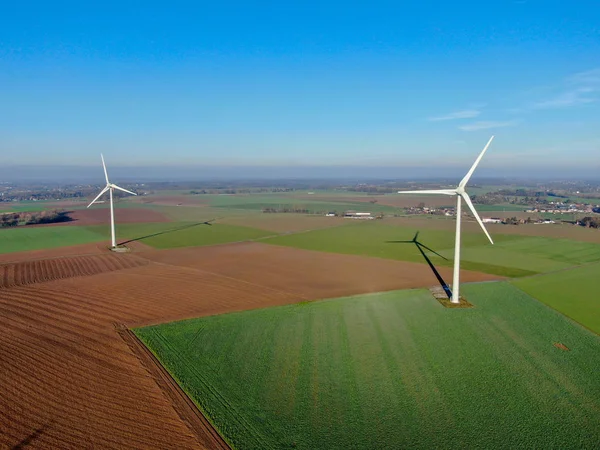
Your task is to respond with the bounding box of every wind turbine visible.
[397,136,495,303]
[87,154,137,249]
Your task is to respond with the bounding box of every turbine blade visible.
[87,186,110,208]
[100,153,110,184]
[458,136,494,188]
[111,184,137,196]
[413,231,419,242]
[416,242,449,260]
[461,192,494,244]
[397,189,457,195]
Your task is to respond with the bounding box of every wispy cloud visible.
[428,109,480,121]
[531,87,597,109]
[458,120,518,131]
[568,68,600,85]
[524,68,600,111]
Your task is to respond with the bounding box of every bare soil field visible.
[0,238,499,449]
[140,242,500,299]
[0,253,149,289]
[0,262,303,449]
[220,214,347,233]
[0,240,153,264]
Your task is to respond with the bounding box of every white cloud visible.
[458,120,518,131]
[531,87,597,110]
[518,68,600,111]
[428,109,481,121]
[568,68,600,85]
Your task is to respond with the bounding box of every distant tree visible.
[580,217,600,228]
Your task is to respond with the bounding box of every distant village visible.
[403,203,600,228]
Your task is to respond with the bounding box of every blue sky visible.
[1,1,599,172]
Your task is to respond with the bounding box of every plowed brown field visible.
[0,262,302,449]
[140,242,500,299]
[0,241,153,264]
[0,241,500,448]
[0,253,149,289]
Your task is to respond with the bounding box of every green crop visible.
[135,282,600,449]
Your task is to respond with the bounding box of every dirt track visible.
[0,241,499,448]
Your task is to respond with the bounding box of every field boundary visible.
[115,324,231,450]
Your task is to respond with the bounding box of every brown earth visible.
[139,242,500,299]
[117,325,230,449]
[0,253,149,289]
[0,241,153,264]
[0,260,301,449]
[0,241,500,448]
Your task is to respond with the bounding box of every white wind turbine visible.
[397,136,495,303]
[88,154,137,249]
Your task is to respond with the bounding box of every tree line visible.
[1,210,72,227]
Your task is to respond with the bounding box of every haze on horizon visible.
[1,1,599,173]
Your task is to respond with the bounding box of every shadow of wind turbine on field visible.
[117,218,219,246]
[386,232,453,299]
[11,423,52,450]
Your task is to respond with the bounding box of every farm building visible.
[343,210,373,219]
[482,217,502,223]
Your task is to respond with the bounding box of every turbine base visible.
[110,246,131,253]
[432,292,474,308]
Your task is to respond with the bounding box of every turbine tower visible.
[88,154,137,249]
[397,136,495,303]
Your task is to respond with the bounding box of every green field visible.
[0,221,272,254]
[263,221,600,277]
[111,222,272,248]
[135,283,600,449]
[0,225,106,254]
[204,194,401,214]
[512,263,600,334]
[81,221,273,249]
